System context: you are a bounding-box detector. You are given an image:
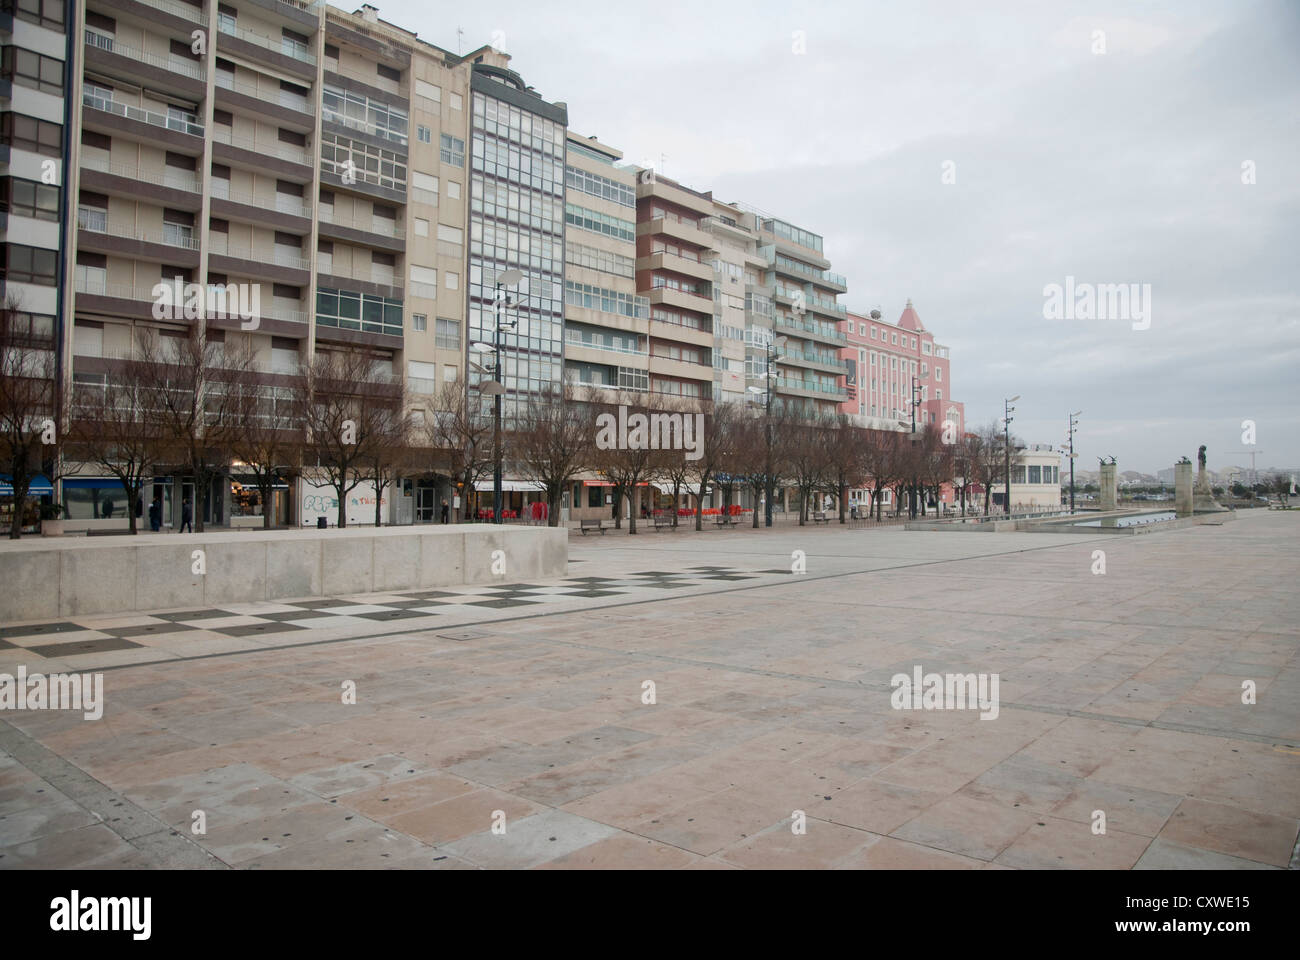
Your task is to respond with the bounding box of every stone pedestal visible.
[1099,463,1117,511]
[1193,462,1228,513]
[1175,462,1193,516]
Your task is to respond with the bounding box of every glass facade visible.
[468,86,567,420]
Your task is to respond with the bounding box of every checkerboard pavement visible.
[0,566,772,666]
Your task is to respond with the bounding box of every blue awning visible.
[0,474,53,496]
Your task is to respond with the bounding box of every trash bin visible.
[316,516,327,529]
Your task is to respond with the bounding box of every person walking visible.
[148,496,162,532]
[440,499,450,524]
[179,499,193,533]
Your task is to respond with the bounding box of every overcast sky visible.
[365,0,1298,474]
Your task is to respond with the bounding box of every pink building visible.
[840,300,965,436]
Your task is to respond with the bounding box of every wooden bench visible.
[812,512,831,524]
[652,515,675,531]
[579,518,606,535]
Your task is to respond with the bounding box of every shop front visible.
[229,476,292,527]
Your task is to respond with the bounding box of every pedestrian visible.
[179,498,193,533]
[440,499,449,524]
[135,496,143,519]
[148,497,162,532]
[102,499,114,519]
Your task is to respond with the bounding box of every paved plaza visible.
[0,512,1296,869]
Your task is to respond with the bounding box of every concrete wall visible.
[0,526,567,622]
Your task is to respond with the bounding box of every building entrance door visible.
[416,486,436,523]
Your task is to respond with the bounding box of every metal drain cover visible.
[437,629,491,641]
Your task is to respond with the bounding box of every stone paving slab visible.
[0,513,1297,869]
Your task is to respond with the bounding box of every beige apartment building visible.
[59,0,512,528]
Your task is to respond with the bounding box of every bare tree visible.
[511,385,594,527]
[689,400,742,531]
[356,391,413,528]
[228,360,304,529]
[0,300,58,537]
[917,422,956,517]
[67,350,169,535]
[826,416,871,523]
[297,347,403,528]
[427,380,492,523]
[861,429,900,521]
[592,393,659,535]
[133,326,254,532]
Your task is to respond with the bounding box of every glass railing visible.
[565,333,647,356]
[322,108,407,146]
[775,315,846,342]
[82,92,204,137]
[318,208,403,236]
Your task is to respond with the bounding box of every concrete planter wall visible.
[0,525,567,622]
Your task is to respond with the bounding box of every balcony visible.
[81,93,205,150]
[210,183,313,229]
[321,108,408,148]
[73,277,165,320]
[774,314,846,347]
[774,378,848,401]
[638,251,714,284]
[319,160,407,204]
[638,215,713,251]
[78,210,200,250]
[218,20,316,66]
[112,0,208,27]
[647,284,712,317]
[211,126,313,180]
[648,353,713,382]
[648,317,713,350]
[775,345,848,375]
[215,73,314,130]
[79,155,202,211]
[84,30,207,93]
[208,240,310,285]
[317,208,405,253]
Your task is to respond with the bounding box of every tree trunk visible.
[337,482,347,528]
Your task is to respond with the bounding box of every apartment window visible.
[412,313,427,332]
[316,287,404,337]
[163,210,195,248]
[323,84,407,143]
[320,133,407,190]
[440,133,465,166]
[14,0,65,29]
[4,178,59,221]
[4,244,57,284]
[564,203,634,242]
[1,112,61,156]
[449,92,462,110]
[446,180,460,200]
[921,363,928,377]
[935,367,942,381]
[377,63,401,83]
[436,224,463,245]
[870,328,877,339]
[414,79,441,104]
[2,47,64,96]
[417,125,431,144]
[414,217,429,237]
[564,166,635,207]
[435,317,459,349]
[936,390,942,400]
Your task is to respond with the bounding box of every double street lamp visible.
[469,268,522,525]
[746,333,787,527]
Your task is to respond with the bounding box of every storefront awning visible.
[652,481,703,495]
[0,474,53,495]
[473,480,546,492]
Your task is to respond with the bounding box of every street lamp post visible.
[910,376,922,518]
[1004,395,1019,516]
[748,334,787,527]
[489,270,522,525]
[1067,411,1081,513]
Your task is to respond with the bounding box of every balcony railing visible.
[81,154,201,193]
[211,242,309,271]
[318,208,403,237]
[775,315,846,343]
[77,211,200,251]
[84,30,206,81]
[774,378,848,398]
[321,108,407,146]
[74,277,157,301]
[211,184,311,219]
[82,92,204,137]
[565,333,647,356]
[211,125,311,165]
[216,73,312,114]
[776,346,848,369]
[218,21,316,65]
[135,0,208,26]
